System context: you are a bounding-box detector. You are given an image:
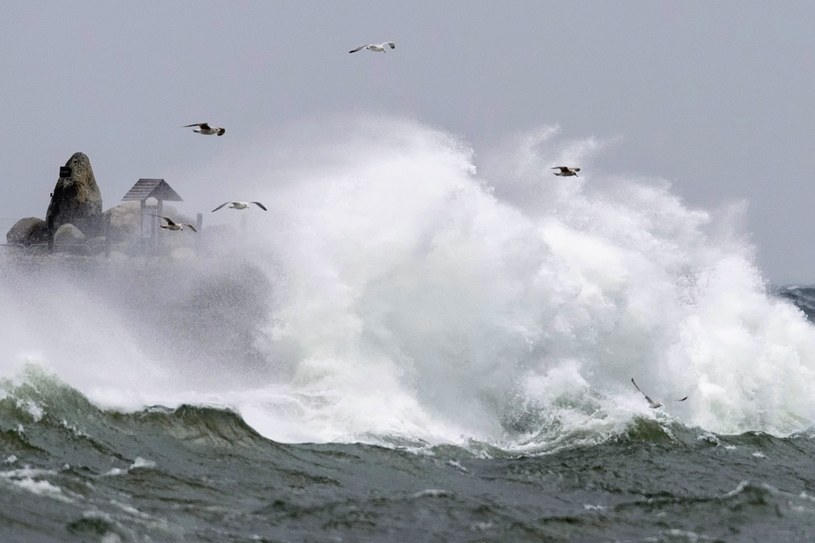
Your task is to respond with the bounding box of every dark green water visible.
[2,370,814,543]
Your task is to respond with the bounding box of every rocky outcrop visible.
[45,152,103,237]
[6,217,49,246]
[5,152,200,257]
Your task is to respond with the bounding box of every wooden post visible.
[140,200,145,234]
[155,199,164,254]
[139,200,146,253]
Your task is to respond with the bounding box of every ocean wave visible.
[4,117,815,447]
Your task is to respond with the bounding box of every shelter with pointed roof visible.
[121,178,185,249]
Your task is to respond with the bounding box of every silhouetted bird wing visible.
[631,378,662,409]
[150,214,174,225]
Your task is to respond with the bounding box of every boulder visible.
[46,152,103,237]
[53,223,87,251]
[6,217,48,246]
[103,201,142,243]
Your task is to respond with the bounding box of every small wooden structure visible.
[121,178,184,250]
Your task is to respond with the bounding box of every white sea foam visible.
[104,456,157,476]
[16,399,44,422]
[3,115,815,447]
[12,477,71,502]
[131,457,156,470]
[0,466,72,503]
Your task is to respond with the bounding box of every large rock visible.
[53,223,87,254]
[6,217,48,246]
[53,223,86,245]
[103,201,142,243]
[45,152,103,237]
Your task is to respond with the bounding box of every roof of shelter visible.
[121,178,183,202]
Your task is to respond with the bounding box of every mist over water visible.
[3,115,815,449]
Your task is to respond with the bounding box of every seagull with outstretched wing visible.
[551,166,581,177]
[631,378,688,409]
[349,42,395,53]
[152,215,197,232]
[183,122,226,136]
[211,201,267,212]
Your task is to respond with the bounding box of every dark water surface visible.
[3,370,815,543]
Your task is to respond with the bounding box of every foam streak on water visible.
[3,115,815,448]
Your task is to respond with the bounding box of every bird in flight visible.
[183,122,226,136]
[152,215,197,232]
[631,378,688,409]
[349,42,396,53]
[211,201,268,212]
[551,166,581,177]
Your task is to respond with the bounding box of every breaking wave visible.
[3,115,815,451]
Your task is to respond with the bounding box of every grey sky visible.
[1,1,813,283]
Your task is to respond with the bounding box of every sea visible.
[3,120,815,542]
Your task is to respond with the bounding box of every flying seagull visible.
[152,215,197,232]
[349,42,396,53]
[211,201,268,212]
[551,166,581,177]
[183,122,226,136]
[631,378,688,409]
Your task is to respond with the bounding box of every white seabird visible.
[152,215,197,232]
[631,378,688,409]
[551,166,581,177]
[349,42,396,53]
[183,122,226,136]
[211,201,268,212]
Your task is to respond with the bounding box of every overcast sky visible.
[1,1,813,283]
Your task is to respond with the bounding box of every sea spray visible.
[2,115,815,449]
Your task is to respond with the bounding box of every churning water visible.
[3,117,815,541]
